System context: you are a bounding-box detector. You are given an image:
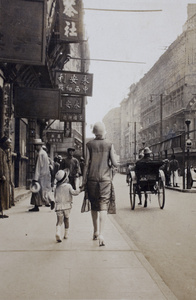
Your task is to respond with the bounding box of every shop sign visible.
[0,0,46,65]
[14,87,60,119]
[55,71,93,96]
[59,95,84,122]
[60,113,84,122]
[59,0,82,42]
[46,132,63,143]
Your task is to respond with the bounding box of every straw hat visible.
[144,147,152,155]
[30,181,41,193]
[55,169,70,183]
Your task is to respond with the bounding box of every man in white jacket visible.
[29,139,54,212]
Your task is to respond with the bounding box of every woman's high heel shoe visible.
[93,232,99,240]
[99,235,105,246]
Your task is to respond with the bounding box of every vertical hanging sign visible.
[59,0,82,42]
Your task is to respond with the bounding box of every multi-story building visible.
[119,4,196,169]
[103,107,121,157]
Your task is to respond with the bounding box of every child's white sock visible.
[64,228,69,239]
[56,226,62,242]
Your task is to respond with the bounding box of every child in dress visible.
[54,168,80,242]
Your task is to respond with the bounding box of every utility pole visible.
[134,121,137,162]
[160,94,163,142]
[185,120,191,189]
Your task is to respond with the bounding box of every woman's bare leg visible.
[99,210,107,246]
[91,210,99,239]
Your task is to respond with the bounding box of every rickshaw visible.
[129,160,165,210]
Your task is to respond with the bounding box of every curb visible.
[166,186,196,193]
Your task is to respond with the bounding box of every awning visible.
[149,134,183,154]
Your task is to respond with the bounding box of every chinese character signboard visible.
[60,95,84,122]
[0,0,46,65]
[46,132,64,143]
[55,71,93,96]
[14,87,60,119]
[59,0,82,42]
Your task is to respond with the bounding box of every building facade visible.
[0,0,89,193]
[118,4,196,169]
[103,107,121,157]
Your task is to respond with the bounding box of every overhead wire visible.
[81,7,162,64]
[83,8,162,13]
[70,57,146,64]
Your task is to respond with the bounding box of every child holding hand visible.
[54,168,80,242]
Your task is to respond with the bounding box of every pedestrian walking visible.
[126,163,132,186]
[169,154,180,187]
[54,169,80,242]
[51,156,60,188]
[79,156,85,186]
[160,159,171,186]
[57,155,63,169]
[42,145,54,178]
[81,122,118,246]
[61,147,81,190]
[29,138,54,212]
[0,136,12,218]
[42,145,55,203]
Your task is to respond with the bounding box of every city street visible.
[113,173,196,300]
[0,173,195,299]
[1,3,196,300]
[0,184,179,300]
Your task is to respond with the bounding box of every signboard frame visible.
[14,87,61,119]
[46,132,64,144]
[0,0,46,65]
[55,70,93,97]
[59,95,84,122]
[59,0,83,43]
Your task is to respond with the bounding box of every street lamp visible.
[185,119,191,189]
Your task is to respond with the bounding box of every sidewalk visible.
[0,190,177,300]
[166,176,196,193]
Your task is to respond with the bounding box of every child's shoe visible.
[56,226,62,242]
[64,229,69,239]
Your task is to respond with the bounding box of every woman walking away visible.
[81,122,118,246]
[54,169,80,242]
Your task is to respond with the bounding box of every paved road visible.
[113,173,196,300]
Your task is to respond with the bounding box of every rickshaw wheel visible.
[130,180,136,210]
[158,180,165,209]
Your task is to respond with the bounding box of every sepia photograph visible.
[0,0,196,299]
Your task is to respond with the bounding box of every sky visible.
[82,0,196,137]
